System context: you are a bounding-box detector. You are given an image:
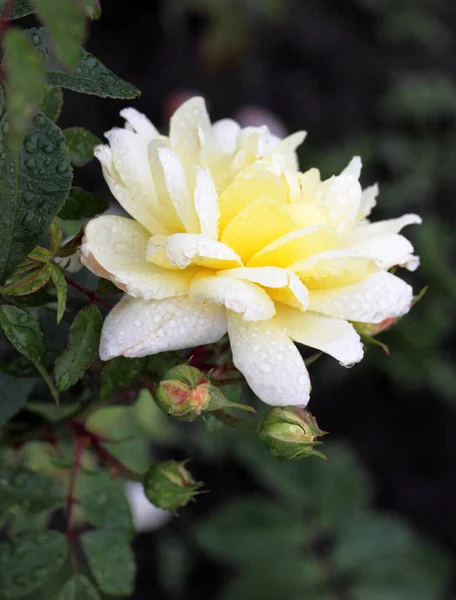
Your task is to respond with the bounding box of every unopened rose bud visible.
[156,365,211,421]
[143,460,203,512]
[260,406,327,461]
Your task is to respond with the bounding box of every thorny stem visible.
[65,276,113,310]
[70,419,144,482]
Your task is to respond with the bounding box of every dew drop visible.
[56,160,69,174]
[24,158,36,170]
[24,135,38,153]
[31,33,41,46]
[34,114,46,127]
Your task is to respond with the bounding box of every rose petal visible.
[227,312,311,406]
[100,296,227,360]
[308,271,413,323]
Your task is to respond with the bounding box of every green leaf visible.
[0,531,68,598]
[82,0,101,20]
[0,263,52,296]
[26,28,140,99]
[79,471,134,536]
[0,305,58,404]
[50,265,67,323]
[50,218,63,254]
[0,0,34,19]
[54,304,102,391]
[57,575,101,600]
[0,111,73,282]
[100,356,146,401]
[222,557,325,600]
[63,128,102,167]
[40,85,63,122]
[0,373,36,424]
[81,530,135,597]
[33,0,86,68]
[193,498,303,565]
[2,28,46,145]
[0,84,4,115]
[59,187,108,220]
[86,406,140,442]
[0,305,45,362]
[97,278,121,295]
[0,467,64,513]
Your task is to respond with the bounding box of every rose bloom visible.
[81,98,421,407]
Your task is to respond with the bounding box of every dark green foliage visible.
[81,530,136,597]
[25,28,140,99]
[57,575,101,600]
[100,356,146,401]
[59,187,108,220]
[32,0,86,68]
[40,86,63,122]
[0,531,68,598]
[0,467,64,513]
[0,112,72,282]
[2,28,46,145]
[63,128,102,167]
[79,471,134,536]
[0,373,36,424]
[54,304,102,391]
[0,0,34,19]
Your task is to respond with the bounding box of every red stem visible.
[65,276,113,310]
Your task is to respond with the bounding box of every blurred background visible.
[54,0,456,597]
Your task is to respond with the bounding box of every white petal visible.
[275,307,364,366]
[347,233,418,271]
[264,131,307,173]
[120,107,159,141]
[341,156,362,180]
[80,216,193,300]
[348,214,422,244]
[94,145,167,234]
[104,128,155,197]
[169,97,217,182]
[212,118,241,154]
[194,167,220,239]
[164,233,242,269]
[189,273,275,321]
[320,173,362,237]
[155,146,199,233]
[222,266,309,311]
[227,313,311,407]
[100,296,227,360]
[358,183,378,220]
[308,271,413,323]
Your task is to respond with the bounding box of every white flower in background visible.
[81,97,421,407]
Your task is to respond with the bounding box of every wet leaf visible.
[0,263,52,296]
[33,0,86,68]
[100,356,146,401]
[0,111,73,282]
[2,28,46,146]
[59,187,108,220]
[50,264,67,323]
[63,128,101,167]
[0,467,64,514]
[40,85,63,122]
[57,575,101,600]
[54,304,102,391]
[81,530,135,597]
[25,28,140,99]
[0,531,68,598]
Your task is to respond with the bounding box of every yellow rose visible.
[81,97,420,407]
